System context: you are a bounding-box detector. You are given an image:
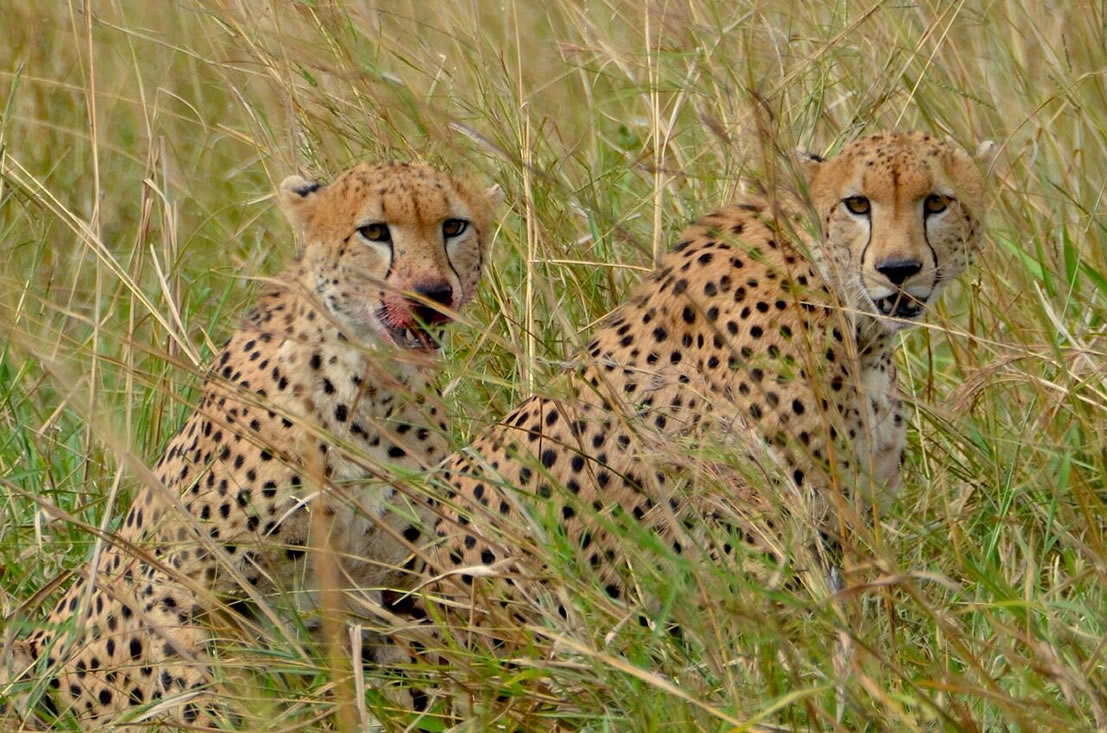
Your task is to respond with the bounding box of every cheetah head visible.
[279,161,502,351]
[802,131,993,331]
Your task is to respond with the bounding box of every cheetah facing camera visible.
[2,162,501,727]
[396,132,993,689]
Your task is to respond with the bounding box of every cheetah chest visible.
[279,338,446,535]
[852,358,905,495]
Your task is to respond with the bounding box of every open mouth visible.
[874,293,925,320]
[377,306,449,352]
[381,321,445,351]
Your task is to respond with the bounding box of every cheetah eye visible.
[358,223,391,243]
[842,196,871,216]
[924,194,950,215]
[442,218,469,238]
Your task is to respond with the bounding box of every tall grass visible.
[0,0,1104,729]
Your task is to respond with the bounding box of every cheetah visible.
[393,132,991,682]
[3,161,502,727]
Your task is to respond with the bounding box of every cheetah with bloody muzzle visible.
[2,161,501,728]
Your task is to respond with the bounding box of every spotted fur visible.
[394,132,990,677]
[3,161,501,727]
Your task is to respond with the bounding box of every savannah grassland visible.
[0,1,1104,730]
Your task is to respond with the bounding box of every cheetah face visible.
[803,132,990,331]
[279,162,502,350]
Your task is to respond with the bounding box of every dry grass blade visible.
[0,0,1104,729]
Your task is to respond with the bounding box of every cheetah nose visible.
[410,281,454,324]
[876,258,923,286]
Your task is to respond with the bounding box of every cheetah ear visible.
[796,149,825,184]
[278,174,325,230]
[975,140,997,160]
[484,183,505,208]
[974,139,1003,174]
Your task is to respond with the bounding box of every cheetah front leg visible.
[14,549,248,729]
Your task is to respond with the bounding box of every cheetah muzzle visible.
[376,281,454,352]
